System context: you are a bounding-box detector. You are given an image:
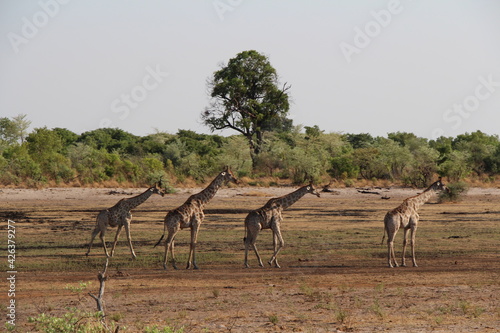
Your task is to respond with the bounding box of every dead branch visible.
[357,189,381,195]
[89,257,109,314]
[89,258,120,332]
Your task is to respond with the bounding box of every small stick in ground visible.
[89,258,109,314]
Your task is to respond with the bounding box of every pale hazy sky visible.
[1,0,500,139]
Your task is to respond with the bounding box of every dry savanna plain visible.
[1,185,499,332]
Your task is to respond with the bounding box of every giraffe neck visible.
[407,186,435,211]
[273,186,310,210]
[191,173,225,205]
[120,188,154,211]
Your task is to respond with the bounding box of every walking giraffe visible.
[86,181,165,258]
[383,178,449,268]
[244,183,320,268]
[155,166,238,270]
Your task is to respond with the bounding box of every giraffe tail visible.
[154,234,164,248]
[381,217,387,245]
[243,218,248,243]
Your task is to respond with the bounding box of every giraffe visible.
[154,166,238,270]
[244,183,320,268]
[383,178,449,268]
[86,181,165,259]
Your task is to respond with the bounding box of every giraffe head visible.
[152,179,166,197]
[220,166,238,185]
[306,183,321,198]
[431,177,449,193]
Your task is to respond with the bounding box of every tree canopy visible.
[0,114,31,145]
[202,50,291,166]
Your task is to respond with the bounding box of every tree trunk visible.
[246,133,263,171]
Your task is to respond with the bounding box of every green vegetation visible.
[268,314,279,325]
[2,114,500,187]
[203,50,292,167]
[27,281,183,333]
[144,325,184,333]
[439,181,469,202]
[28,310,112,333]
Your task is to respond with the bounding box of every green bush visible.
[2,115,500,187]
[28,309,113,333]
[439,181,469,202]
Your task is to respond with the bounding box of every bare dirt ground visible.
[1,185,499,332]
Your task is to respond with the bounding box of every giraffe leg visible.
[123,220,137,259]
[271,232,281,268]
[88,210,108,256]
[388,236,398,268]
[187,224,200,269]
[243,227,251,268]
[385,214,399,268]
[245,224,264,268]
[110,225,123,258]
[244,215,263,268]
[100,229,111,258]
[163,228,178,270]
[252,243,264,268]
[410,225,418,267]
[268,224,284,268]
[401,228,410,267]
[86,226,100,256]
[170,238,178,270]
[245,231,263,268]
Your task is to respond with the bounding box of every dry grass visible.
[0,187,499,332]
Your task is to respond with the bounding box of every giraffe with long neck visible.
[86,181,165,258]
[155,166,238,270]
[244,184,320,268]
[383,178,448,267]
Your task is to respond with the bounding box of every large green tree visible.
[202,50,291,167]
